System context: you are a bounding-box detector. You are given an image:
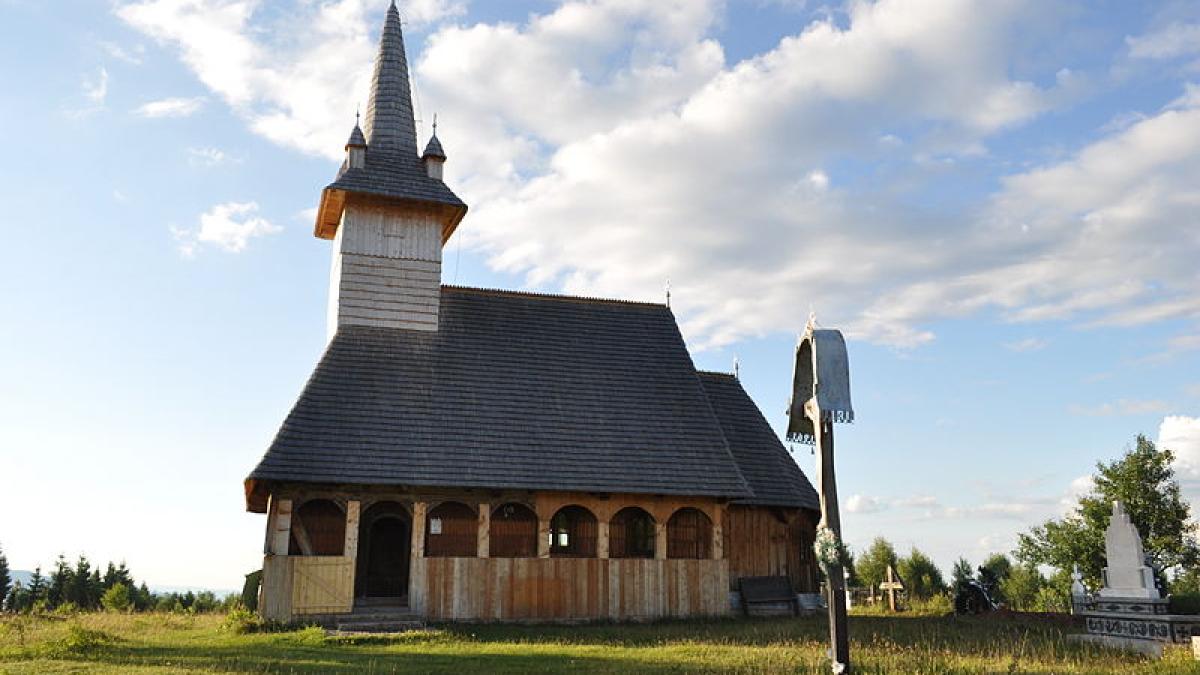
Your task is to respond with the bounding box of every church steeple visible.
[315,2,468,338]
[363,1,418,156]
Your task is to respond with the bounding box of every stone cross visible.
[879,565,904,612]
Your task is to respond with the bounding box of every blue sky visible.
[1,0,1198,590]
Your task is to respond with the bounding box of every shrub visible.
[101,583,132,613]
[53,601,80,616]
[44,623,118,657]
[220,605,262,634]
[1170,592,1200,615]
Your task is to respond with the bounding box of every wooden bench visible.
[738,576,799,617]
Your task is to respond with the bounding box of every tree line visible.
[0,552,239,614]
[845,434,1200,612]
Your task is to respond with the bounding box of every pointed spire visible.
[346,123,367,149]
[421,113,445,157]
[363,0,418,156]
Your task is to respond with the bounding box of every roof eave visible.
[314,185,467,242]
[244,478,270,513]
[314,187,346,240]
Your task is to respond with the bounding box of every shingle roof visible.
[422,133,446,160]
[249,287,755,500]
[697,372,819,509]
[346,124,366,148]
[320,2,464,215]
[363,1,417,156]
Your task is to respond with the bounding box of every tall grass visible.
[1,610,1194,673]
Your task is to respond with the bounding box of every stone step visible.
[332,619,427,634]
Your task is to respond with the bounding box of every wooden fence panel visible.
[420,558,728,621]
[292,557,354,615]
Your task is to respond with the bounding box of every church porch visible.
[256,487,739,623]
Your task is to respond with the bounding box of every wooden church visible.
[246,1,820,624]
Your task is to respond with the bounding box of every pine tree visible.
[951,557,973,590]
[47,555,70,608]
[68,555,93,608]
[0,543,10,609]
[27,566,45,608]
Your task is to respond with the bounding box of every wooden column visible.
[655,520,668,560]
[410,501,427,613]
[711,505,724,560]
[271,498,293,555]
[477,503,490,558]
[597,520,610,559]
[263,494,277,554]
[344,500,360,561]
[537,518,551,558]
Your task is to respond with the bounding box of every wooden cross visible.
[879,565,904,612]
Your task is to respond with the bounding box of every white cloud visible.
[1127,22,1200,60]
[84,67,109,104]
[404,0,465,25]
[99,40,146,64]
[1160,415,1200,477]
[119,0,1200,349]
[1068,399,1171,417]
[172,201,281,256]
[187,146,239,166]
[845,494,883,514]
[135,96,206,118]
[64,67,110,119]
[1005,337,1048,353]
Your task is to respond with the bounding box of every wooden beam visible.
[712,505,724,561]
[478,502,490,558]
[537,518,551,558]
[655,520,667,560]
[597,520,610,559]
[271,499,293,555]
[344,500,360,561]
[291,514,315,556]
[410,501,427,614]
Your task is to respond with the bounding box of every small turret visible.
[345,118,367,169]
[422,117,446,180]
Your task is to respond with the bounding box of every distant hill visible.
[5,570,236,597]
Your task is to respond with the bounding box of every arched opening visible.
[667,508,713,559]
[550,505,597,558]
[288,499,345,556]
[609,507,656,559]
[425,501,478,557]
[489,503,538,558]
[356,501,411,599]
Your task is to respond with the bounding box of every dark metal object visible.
[953,580,996,615]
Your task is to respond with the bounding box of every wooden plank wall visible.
[418,558,729,621]
[723,506,818,593]
[331,204,443,333]
[260,556,294,622]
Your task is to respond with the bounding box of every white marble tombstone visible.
[1099,501,1159,599]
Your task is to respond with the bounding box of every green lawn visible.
[2,611,1198,673]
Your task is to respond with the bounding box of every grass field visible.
[2,610,1198,673]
